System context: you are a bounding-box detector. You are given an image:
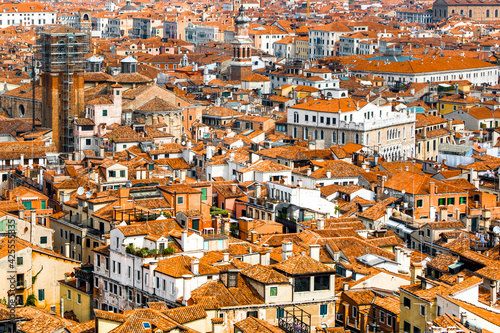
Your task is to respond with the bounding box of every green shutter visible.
[201,188,207,201]
[38,289,45,301]
[0,219,5,232]
[41,201,46,209]
[22,201,32,210]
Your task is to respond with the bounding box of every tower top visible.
[235,6,250,26]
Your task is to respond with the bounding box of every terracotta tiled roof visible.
[241,264,290,284]
[273,253,334,275]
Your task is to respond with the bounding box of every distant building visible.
[0,2,56,29]
[433,0,500,22]
[397,9,433,24]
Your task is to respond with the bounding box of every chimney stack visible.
[191,259,199,275]
[309,244,320,261]
[343,282,349,292]
[182,274,192,306]
[282,241,293,261]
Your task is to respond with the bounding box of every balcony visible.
[277,306,311,333]
[16,280,25,289]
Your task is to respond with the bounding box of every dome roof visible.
[235,7,250,25]
[120,0,136,11]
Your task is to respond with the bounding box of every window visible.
[305,115,309,121]
[120,170,125,177]
[438,198,445,206]
[86,139,91,145]
[320,304,328,316]
[247,311,258,318]
[416,199,423,208]
[38,289,45,301]
[459,197,466,204]
[40,236,47,244]
[447,197,455,205]
[108,170,116,178]
[67,289,72,300]
[77,293,81,304]
[17,257,23,265]
[380,311,385,323]
[105,258,110,271]
[403,297,411,309]
[420,305,425,316]
[277,308,284,318]
[387,314,393,327]
[270,286,278,296]
[404,321,411,333]
[437,306,442,316]
[294,277,310,292]
[414,327,421,333]
[314,275,330,290]
[312,116,316,122]
[201,188,207,201]
[351,306,358,318]
[177,196,184,204]
[427,229,431,237]
[102,110,108,116]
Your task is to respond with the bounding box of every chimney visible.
[30,210,36,225]
[282,241,293,261]
[309,244,320,261]
[191,259,199,275]
[455,208,461,221]
[100,146,105,158]
[181,230,188,250]
[231,184,237,193]
[223,252,229,262]
[259,251,270,265]
[317,218,325,230]
[250,230,258,243]
[307,168,312,176]
[326,171,331,178]
[64,243,70,257]
[20,154,24,167]
[60,298,64,317]
[118,187,129,207]
[255,184,262,198]
[460,312,467,325]
[457,274,464,283]
[473,178,479,189]
[182,274,192,306]
[492,282,497,306]
[180,169,186,183]
[439,207,448,221]
[343,282,349,291]
[297,179,303,187]
[405,165,409,172]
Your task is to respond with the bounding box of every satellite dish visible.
[77,187,84,196]
[401,190,405,195]
[85,189,94,199]
[493,226,500,235]
[126,181,133,188]
[181,141,186,146]
[384,190,388,195]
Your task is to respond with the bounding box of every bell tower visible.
[230,7,253,81]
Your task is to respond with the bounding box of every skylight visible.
[142,322,151,329]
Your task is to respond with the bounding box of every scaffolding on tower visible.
[36,27,89,153]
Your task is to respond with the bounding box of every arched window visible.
[293,112,299,123]
[487,9,490,17]
[314,129,318,140]
[304,128,308,140]
[355,133,359,144]
[496,9,498,17]
[320,130,324,140]
[293,127,297,139]
[341,132,346,144]
[469,10,472,17]
[332,132,337,144]
[19,105,25,117]
[378,131,381,144]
